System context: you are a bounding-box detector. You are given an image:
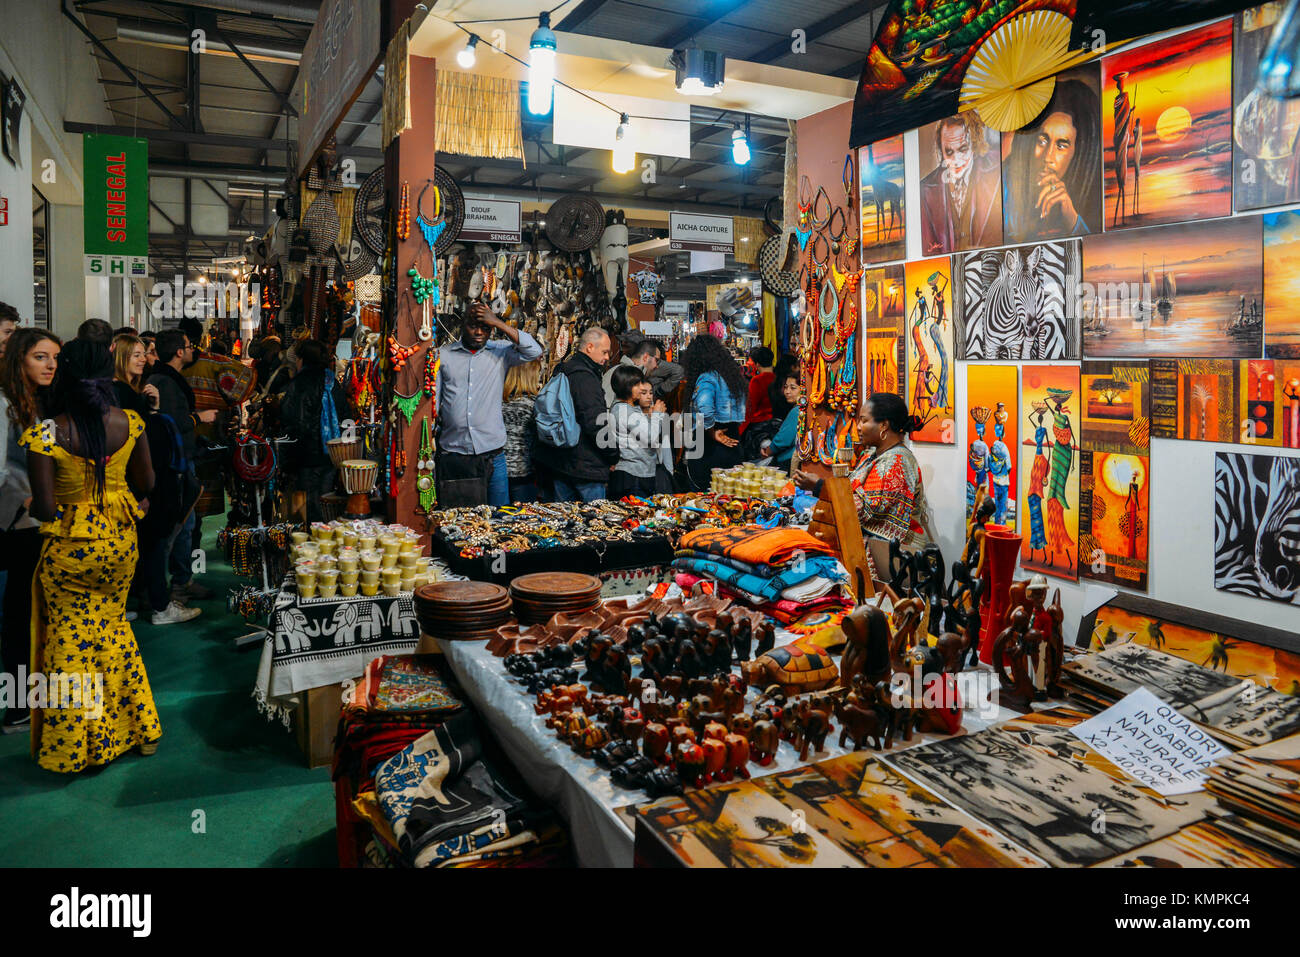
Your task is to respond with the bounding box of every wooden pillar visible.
[383,39,437,531]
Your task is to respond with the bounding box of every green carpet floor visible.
[0,525,337,867]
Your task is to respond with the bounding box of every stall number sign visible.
[663,299,689,317]
[459,199,522,243]
[640,320,673,336]
[669,212,734,254]
[83,133,149,277]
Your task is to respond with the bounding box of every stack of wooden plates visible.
[510,572,602,625]
[413,581,512,641]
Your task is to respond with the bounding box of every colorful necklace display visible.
[417,416,436,512]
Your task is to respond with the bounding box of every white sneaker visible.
[125,610,138,622]
[152,601,201,626]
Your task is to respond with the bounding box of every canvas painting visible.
[1078,451,1151,591]
[954,240,1081,360]
[1264,209,1300,358]
[1087,604,1300,694]
[1094,821,1296,868]
[1063,643,1300,744]
[1081,217,1264,358]
[755,756,1042,868]
[904,257,956,444]
[884,707,1210,869]
[1101,18,1234,230]
[1215,451,1300,607]
[1233,4,1300,213]
[1001,63,1103,244]
[966,364,1018,529]
[1149,358,1297,447]
[918,110,1003,256]
[859,136,906,264]
[1080,360,1151,453]
[1020,364,1081,580]
[864,264,906,401]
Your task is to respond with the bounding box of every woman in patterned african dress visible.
[1043,388,1076,569]
[21,340,161,772]
[1026,406,1049,559]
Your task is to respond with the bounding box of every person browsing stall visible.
[437,301,543,506]
[532,327,618,502]
[607,365,671,499]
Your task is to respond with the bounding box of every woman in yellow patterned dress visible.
[21,340,161,772]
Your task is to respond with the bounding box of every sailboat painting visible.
[1081,217,1264,358]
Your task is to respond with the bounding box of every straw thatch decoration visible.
[383,18,412,148]
[436,70,525,164]
[733,217,765,265]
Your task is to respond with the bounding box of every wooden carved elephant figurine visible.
[833,697,888,751]
[700,738,727,784]
[642,722,670,763]
[722,733,750,780]
[794,699,832,762]
[749,719,779,765]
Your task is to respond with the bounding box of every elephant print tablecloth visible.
[254,577,420,724]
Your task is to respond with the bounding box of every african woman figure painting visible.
[1026,404,1050,561]
[928,271,950,411]
[1044,387,1077,572]
[909,287,934,425]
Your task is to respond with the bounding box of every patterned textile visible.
[1047,413,1073,508]
[673,549,781,578]
[501,395,536,478]
[679,525,833,567]
[20,412,161,772]
[847,444,932,551]
[673,572,853,624]
[374,711,533,867]
[371,655,463,716]
[671,555,846,604]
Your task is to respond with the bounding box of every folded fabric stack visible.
[1203,731,1300,863]
[333,654,569,868]
[672,526,854,625]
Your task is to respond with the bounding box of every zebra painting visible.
[955,240,1080,360]
[1214,452,1300,606]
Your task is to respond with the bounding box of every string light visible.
[457,33,479,69]
[612,113,635,173]
[528,12,557,115]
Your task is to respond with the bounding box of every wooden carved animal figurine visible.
[833,695,889,751]
[642,722,670,763]
[702,721,729,744]
[571,722,610,757]
[558,711,592,743]
[749,719,779,765]
[933,630,973,674]
[722,733,750,780]
[675,741,707,788]
[889,593,930,667]
[740,640,840,698]
[753,621,776,658]
[721,686,745,719]
[733,616,754,662]
[671,724,697,751]
[534,688,573,716]
[839,597,893,690]
[794,699,832,762]
[595,739,637,769]
[700,738,727,784]
[992,606,1048,703]
[660,674,684,700]
[873,678,917,745]
[727,712,753,737]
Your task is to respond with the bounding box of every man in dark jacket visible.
[533,327,617,502]
[147,329,217,608]
[279,339,349,522]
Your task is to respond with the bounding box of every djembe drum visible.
[339,458,379,519]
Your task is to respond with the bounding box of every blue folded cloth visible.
[671,554,847,603]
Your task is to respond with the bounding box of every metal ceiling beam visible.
[62,0,186,130]
[655,0,753,50]
[209,19,299,115]
[116,19,302,62]
[439,154,777,199]
[112,0,318,25]
[747,0,877,65]
[64,121,383,158]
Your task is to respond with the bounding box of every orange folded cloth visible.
[678,525,833,567]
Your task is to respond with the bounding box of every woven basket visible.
[303,192,341,255]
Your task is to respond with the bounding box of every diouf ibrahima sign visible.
[83,133,148,278]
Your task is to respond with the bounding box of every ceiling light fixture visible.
[731,123,751,166]
[528,12,557,115]
[612,113,635,174]
[458,33,479,69]
[673,47,725,96]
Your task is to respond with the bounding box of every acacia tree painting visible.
[1091,379,1129,405]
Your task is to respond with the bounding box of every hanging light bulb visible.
[612,113,635,174]
[528,12,557,115]
[731,125,751,165]
[457,33,479,69]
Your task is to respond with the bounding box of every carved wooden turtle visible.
[740,639,839,697]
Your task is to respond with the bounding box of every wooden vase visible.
[978,525,1022,664]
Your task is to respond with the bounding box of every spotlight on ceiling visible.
[672,48,725,96]
[528,12,557,115]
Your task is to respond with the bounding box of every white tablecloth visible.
[441,634,1020,867]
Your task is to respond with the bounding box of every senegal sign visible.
[83,133,148,278]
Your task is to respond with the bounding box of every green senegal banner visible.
[83,133,149,278]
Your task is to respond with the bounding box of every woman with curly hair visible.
[0,328,60,732]
[682,333,747,490]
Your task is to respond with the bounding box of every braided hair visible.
[52,339,118,503]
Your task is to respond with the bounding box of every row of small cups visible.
[294,559,440,598]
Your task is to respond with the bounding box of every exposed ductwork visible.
[159,0,317,23]
[117,20,301,63]
[151,163,286,186]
